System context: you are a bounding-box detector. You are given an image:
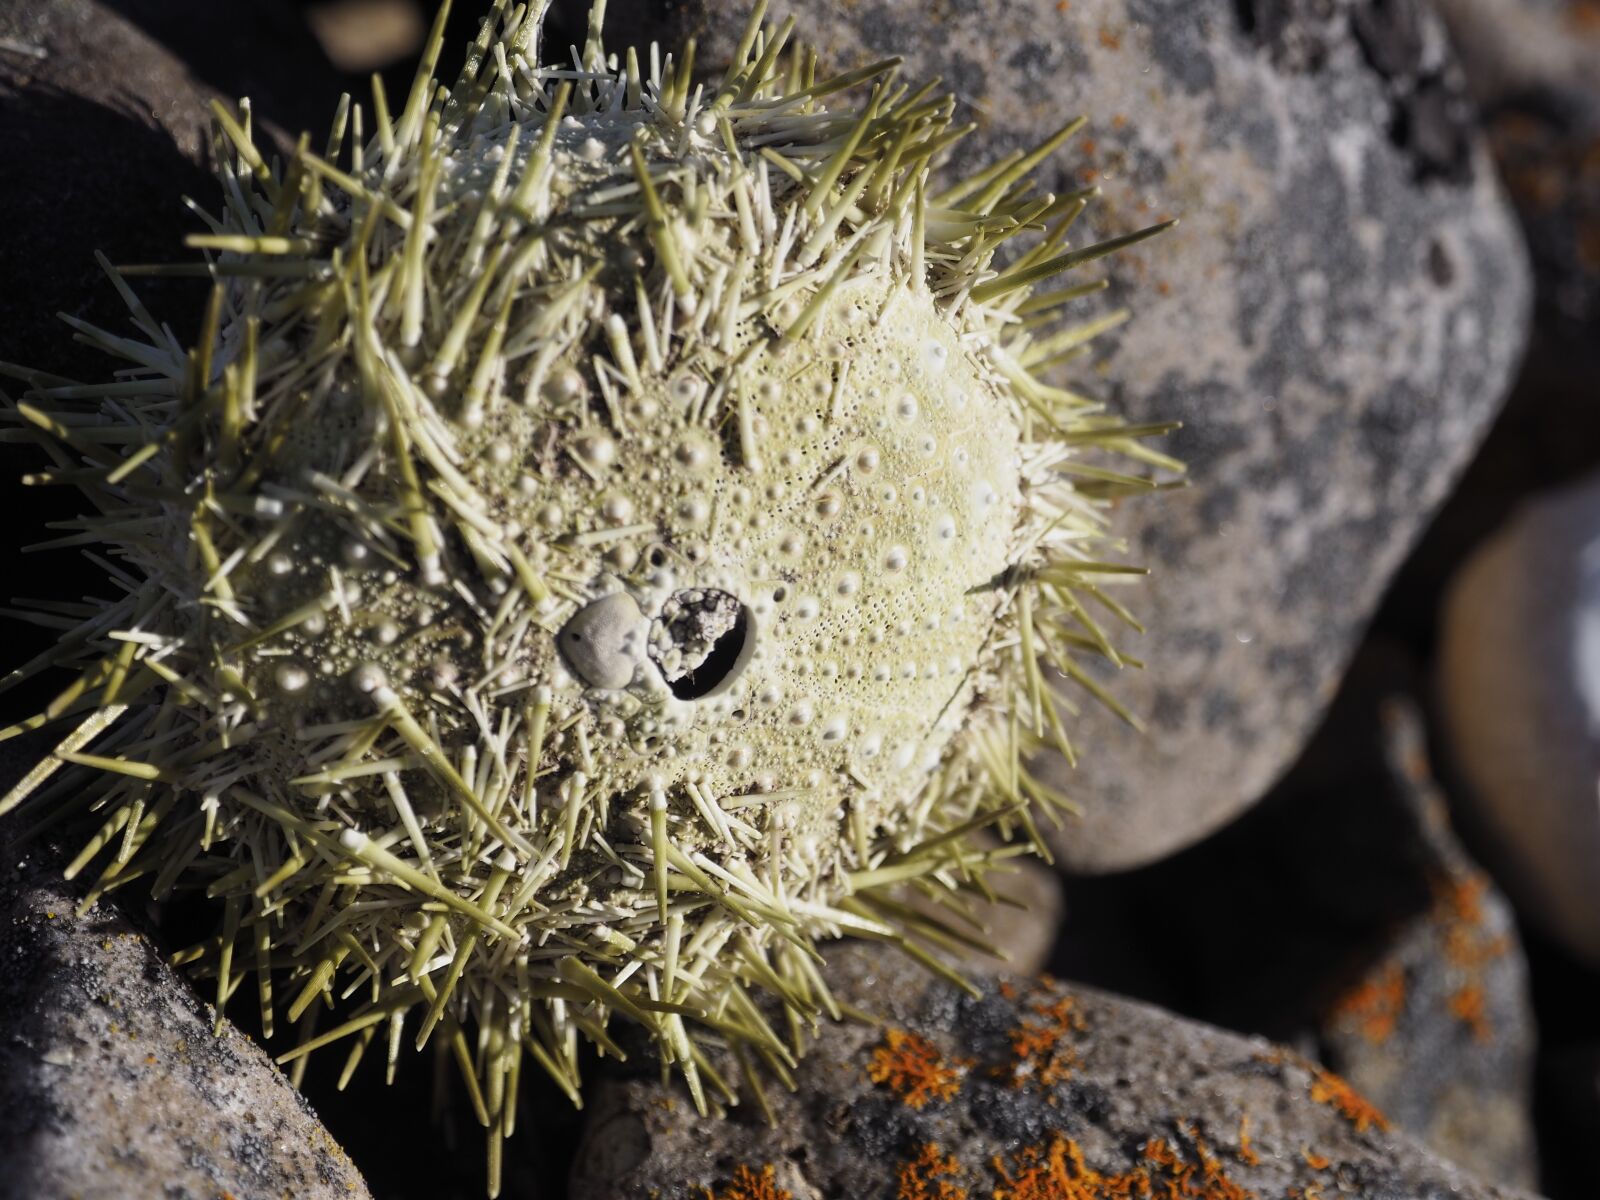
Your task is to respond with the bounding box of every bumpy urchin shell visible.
[0,0,1175,1188]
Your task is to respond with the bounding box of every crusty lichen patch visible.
[868,1028,971,1109]
[701,1162,791,1200]
[1003,989,1088,1091]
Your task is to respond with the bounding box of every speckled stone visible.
[568,943,1538,1200]
[0,747,372,1200]
[1316,699,1538,1191]
[607,0,1533,871]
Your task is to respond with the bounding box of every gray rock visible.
[1433,0,1600,335]
[1438,469,1600,966]
[0,0,345,376]
[1434,0,1600,101]
[0,790,372,1196]
[1317,699,1538,1191]
[605,0,1532,871]
[1048,652,1540,1189]
[569,943,1538,1200]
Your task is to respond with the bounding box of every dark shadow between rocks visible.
[97,0,349,141]
[0,80,213,719]
[1049,645,1441,1042]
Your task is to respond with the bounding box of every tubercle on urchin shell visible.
[0,0,1177,1191]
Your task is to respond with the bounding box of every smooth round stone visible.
[1438,469,1600,965]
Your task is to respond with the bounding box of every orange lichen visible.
[1447,985,1493,1044]
[1301,1149,1331,1171]
[1235,1116,1260,1167]
[897,1143,969,1200]
[1327,962,1405,1045]
[701,1164,791,1200]
[1098,27,1123,49]
[1435,874,1487,931]
[868,1028,969,1109]
[1430,869,1507,1043]
[1005,993,1088,1091]
[1570,0,1600,34]
[1308,1066,1389,1134]
[992,1132,1255,1200]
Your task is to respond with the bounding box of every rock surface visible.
[1373,0,1600,647]
[569,943,1537,1200]
[1435,0,1600,335]
[0,747,372,1200]
[1317,698,1539,1190]
[0,0,345,377]
[1438,470,1600,967]
[1047,649,1540,1189]
[604,0,1533,871]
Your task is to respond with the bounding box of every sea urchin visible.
[0,0,1174,1190]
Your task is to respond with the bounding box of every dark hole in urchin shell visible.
[648,588,754,700]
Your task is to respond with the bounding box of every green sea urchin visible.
[1,0,1174,1189]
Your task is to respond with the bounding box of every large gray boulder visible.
[0,743,372,1200]
[605,0,1533,871]
[569,944,1539,1199]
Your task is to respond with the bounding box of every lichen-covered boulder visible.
[1315,699,1538,1190]
[615,0,1533,871]
[569,943,1538,1200]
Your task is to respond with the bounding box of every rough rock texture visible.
[0,744,371,1200]
[1369,0,1600,692]
[1317,698,1539,1190]
[1047,647,1540,1189]
[569,943,1537,1200]
[1437,470,1600,967]
[605,0,1533,871]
